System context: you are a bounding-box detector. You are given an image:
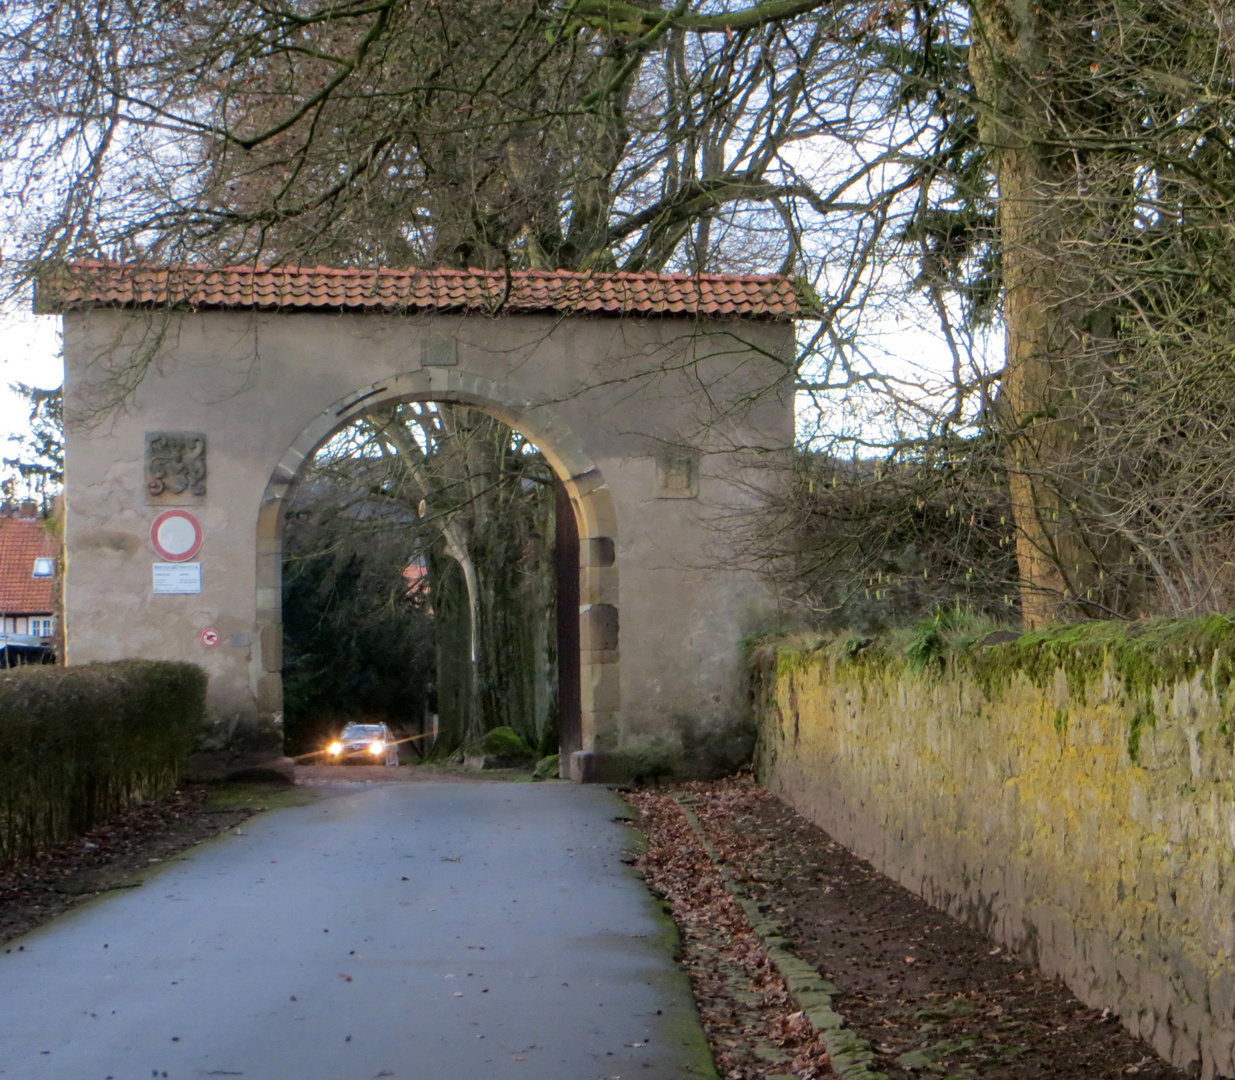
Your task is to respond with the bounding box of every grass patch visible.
[203,782,317,811]
[968,614,1235,704]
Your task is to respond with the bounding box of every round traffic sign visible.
[201,628,219,647]
[151,509,203,561]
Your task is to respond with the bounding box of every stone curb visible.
[674,797,889,1080]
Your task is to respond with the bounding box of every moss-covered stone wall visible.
[752,618,1235,1079]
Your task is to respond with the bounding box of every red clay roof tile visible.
[38,261,799,320]
[0,517,56,615]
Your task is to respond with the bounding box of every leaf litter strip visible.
[627,787,837,1080]
[655,776,1189,1080]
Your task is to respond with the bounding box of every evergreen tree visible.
[3,383,63,514]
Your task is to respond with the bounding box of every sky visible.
[0,310,62,454]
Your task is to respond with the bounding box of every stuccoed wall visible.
[753,619,1235,1079]
[62,307,792,776]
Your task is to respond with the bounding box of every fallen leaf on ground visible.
[628,786,832,1080]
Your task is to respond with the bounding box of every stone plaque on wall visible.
[145,432,207,504]
[654,449,699,499]
[420,336,458,366]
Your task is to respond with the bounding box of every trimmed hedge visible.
[0,660,207,869]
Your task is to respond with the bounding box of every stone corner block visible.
[805,1005,844,1030]
[795,990,837,1013]
[570,750,640,785]
[256,673,283,715]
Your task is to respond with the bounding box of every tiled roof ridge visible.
[69,258,787,283]
[41,259,799,320]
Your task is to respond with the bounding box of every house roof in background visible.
[0,516,55,614]
[38,261,800,320]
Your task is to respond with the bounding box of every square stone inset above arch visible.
[420,336,458,366]
[654,450,699,499]
[145,431,206,504]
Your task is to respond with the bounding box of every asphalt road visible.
[0,780,715,1080]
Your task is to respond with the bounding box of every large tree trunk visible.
[997,145,1083,629]
[969,0,1113,628]
[428,548,475,748]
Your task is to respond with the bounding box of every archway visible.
[256,371,616,772]
[53,262,797,781]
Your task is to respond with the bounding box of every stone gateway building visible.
[44,262,798,780]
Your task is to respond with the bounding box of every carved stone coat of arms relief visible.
[145,432,207,503]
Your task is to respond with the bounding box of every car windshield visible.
[340,725,384,739]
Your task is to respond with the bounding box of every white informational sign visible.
[153,562,202,594]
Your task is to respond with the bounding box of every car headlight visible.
[327,742,342,755]
[369,740,385,755]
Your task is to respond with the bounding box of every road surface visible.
[0,780,715,1079]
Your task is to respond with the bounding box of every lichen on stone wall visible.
[759,613,1235,755]
[751,613,1235,1079]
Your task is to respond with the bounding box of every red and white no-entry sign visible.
[200,628,219,647]
[150,509,203,561]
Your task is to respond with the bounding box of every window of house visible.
[32,558,54,578]
[30,619,52,637]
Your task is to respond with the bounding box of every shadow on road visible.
[294,763,545,783]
